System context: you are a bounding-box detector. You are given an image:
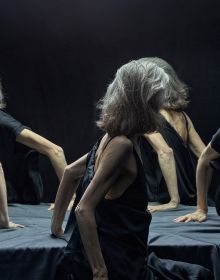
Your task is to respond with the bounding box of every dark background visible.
[0,0,219,201]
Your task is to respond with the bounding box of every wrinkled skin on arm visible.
[16,129,67,180]
[51,153,88,236]
[144,133,179,212]
[174,144,220,223]
[16,129,69,210]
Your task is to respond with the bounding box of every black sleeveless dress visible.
[54,139,212,280]
[55,138,153,280]
[141,115,197,205]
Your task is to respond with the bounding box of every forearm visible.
[158,152,179,204]
[76,209,107,275]
[0,166,9,226]
[52,172,79,229]
[144,133,179,204]
[189,143,206,158]
[16,129,67,180]
[196,159,211,213]
[48,150,67,180]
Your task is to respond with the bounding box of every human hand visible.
[51,223,64,237]
[48,203,55,211]
[174,210,207,223]
[148,201,179,213]
[0,221,25,229]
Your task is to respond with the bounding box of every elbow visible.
[75,204,94,219]
[63,164,75,179]
[198,153,210,170]
[158,147,174,162]
[75,204,85,217]
[64,162,83,181]
[49,145,65,159]
[198,148,211,170]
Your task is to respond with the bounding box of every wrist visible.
[51,220,62,232]
[92,266,108,277]
[196,207,208,214]
[169,199,179,206]
[0,217,9,228]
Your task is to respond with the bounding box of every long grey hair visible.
[96,60,171,137]
[137,57,189,111]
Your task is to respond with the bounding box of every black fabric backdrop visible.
[0,0,219,202]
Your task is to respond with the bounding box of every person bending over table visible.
[0,85,67,229]
[139,58,205,212]
[51,58,212,280]
[175,128,220,222]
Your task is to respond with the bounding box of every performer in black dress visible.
[175,128,220,223]
[0,86,67,229]
[51,59,212,280]
[140,58,205,212]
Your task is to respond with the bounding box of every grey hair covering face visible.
[137,57,189,111]
[97,59,170,137]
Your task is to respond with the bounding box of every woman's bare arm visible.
[185,114,206,158]
[144,133,179,212]
[75,137,133,278]
[51,154,87,236]
[0,163,24,229]
[16,129,67,180]
[175,144,219,223]
[16,129,69,210]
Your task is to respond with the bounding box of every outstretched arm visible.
[75,137,133,279]
[51,154,88,236]
[144,133,179,212]
[16,129,67,180]
[175,144,219,223]
[0,163,24,229]
[185,114,206,158]
[16,129,70,210]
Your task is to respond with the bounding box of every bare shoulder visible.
[97,136,134,170]
[159,109,170,120]
[103,136,133,159]
[110,136,133,150]
[107,136,136,173]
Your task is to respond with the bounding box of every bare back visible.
[94,134,138,200]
